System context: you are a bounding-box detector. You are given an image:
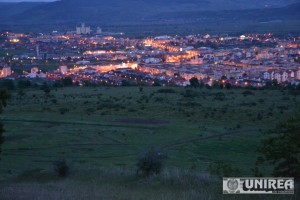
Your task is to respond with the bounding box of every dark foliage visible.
[182,89,199,98]
[157,88,177,94]
[257,116,300,179]
[208,161,240,177]
[242,90,255,96]
[53,159,70,177]
[137,148,166,177]
[0,89,10,113]
[17,80,31,89]
[0,79,15,90]
[225,83,232,90]
[0,123,4,154]
[189,77,199,87]
[40,84,51,95]
[62,77,73,86]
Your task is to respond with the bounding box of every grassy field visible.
[0,86,299,199]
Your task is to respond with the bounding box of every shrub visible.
[214,92,225,101]
[208,161,240,177]
[189,77,199,87]
[62,77,73,86]
[225,83,232,90]
[242,90,255,96]
[139,87,143,93]
[18,80,31,89]
[0,79,15,90]
[59,107,70,115]
[0,123,4,154]
[51,99,58,104]
[53,159,69,177]
[157,88,177,94]
[137,148,166,177]
[182,89,199,98]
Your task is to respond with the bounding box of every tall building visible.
[96,27,102,34]
[59,65,68,75]
[36,45,40,58]
[76,23,91,35]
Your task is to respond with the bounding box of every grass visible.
[0,86,299,199]
[0,168,298,200]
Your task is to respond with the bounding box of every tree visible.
[225,83,232,90]
[0,79,15,90]
[189,77,199,87]
[257,116,300,179]
[139,87,143,93]
[121,80,130,86]
[152,79,161,87]
[0,89,10,113]
[53,159,70,177]
[221,75,227,80]
[18,80,31,89]
[41,84,51,95]
[0,89,10,155]
[0,123,4,154]
[137,148,166,177]
[62,77,73,86]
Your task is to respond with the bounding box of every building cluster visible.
[0,31,299,87]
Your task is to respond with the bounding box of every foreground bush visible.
[137,148,166,177]
[53,159,70,177]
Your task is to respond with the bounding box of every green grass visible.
[0,86,299,199]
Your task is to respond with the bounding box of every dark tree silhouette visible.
[257,115,300,179]
[225,83,232,90]
[41,84,51,95]
[137,148,166,177]
[189,77,199,87]
[62,77,73,86]
[0,89,10,155]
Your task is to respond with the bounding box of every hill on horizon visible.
[0,0,299,34]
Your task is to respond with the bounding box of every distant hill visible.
[0,0,299,34]
[0,2,45,20]
[3,0,298,24]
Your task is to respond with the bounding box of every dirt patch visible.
[114,118,169,125]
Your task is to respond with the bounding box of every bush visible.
[182,89,199,98]
[41,84,51,95]
[208,161,240,177]
[214,92,225,101]
[0,123,4,154]
[189,77,199,87]
[0,79,15,90]
[157,88,177,94]
[137,148,166,177]
[59,107,70,115]
[18,80,31,89]
[53,159,69,177]
[242,90,255,96]
[225,83,232,90]
[62,77,73,86]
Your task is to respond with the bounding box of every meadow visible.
[0,86,299,199]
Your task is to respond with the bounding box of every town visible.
[0,24,300,88]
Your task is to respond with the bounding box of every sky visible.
[0,0,55,2]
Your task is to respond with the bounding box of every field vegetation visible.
[0,85,299,199]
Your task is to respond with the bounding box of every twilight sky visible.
[0,0,55,2]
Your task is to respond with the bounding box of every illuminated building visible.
[59,66,68,75]
[1,66,12,77]
[76,23,91,35]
